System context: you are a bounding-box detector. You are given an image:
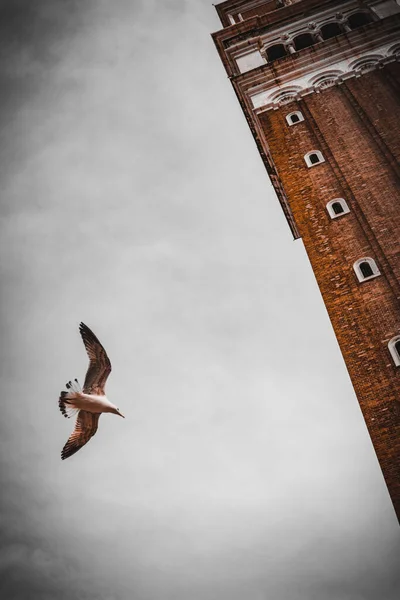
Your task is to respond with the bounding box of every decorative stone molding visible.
[388,42,400,56]
[310,70,343,89]
[269,85,302,107]
[278,93,299,105]
[349,54,383,76]
[250,42,400,110]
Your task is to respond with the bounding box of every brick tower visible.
[212,0,400,523]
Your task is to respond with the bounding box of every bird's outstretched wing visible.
[79,322,112,394]
[61,410,100,460]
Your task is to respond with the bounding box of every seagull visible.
[59,322,124,460]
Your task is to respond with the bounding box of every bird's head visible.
[112,407,125,418]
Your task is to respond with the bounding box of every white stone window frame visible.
[326,198,350,219]
[286,111,304,126]
[353,257,381,283]
[304,150,325,168]
[388,336,400,367]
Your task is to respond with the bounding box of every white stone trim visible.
[388,336,400,367]
[304,150,325,167]
[353,257,381,282]
[326,198,350,218]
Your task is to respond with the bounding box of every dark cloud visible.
[0,0,87,210]
[0,4,112,597]
[0,0,84,98]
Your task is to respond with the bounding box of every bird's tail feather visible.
[66,379,82,394]
[58,379,82,419]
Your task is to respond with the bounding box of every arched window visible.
[388,336,400,367]
[348,12,373,30]
[320,22,343,40]
[293,33,315,51]
[353,258,380,282]
[360,262,374,278]
[326,198,350,219]
[266,44,287,63]
[304,150,325,167]
[332,202,344,215]
[286,111,304,126]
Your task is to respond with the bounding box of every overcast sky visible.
[0,1,399,599]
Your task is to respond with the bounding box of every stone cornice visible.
[212,0,345,43]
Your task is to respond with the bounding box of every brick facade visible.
[213,0,400,522]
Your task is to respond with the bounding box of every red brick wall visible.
[257,66,400,520]
[241,1,281,20]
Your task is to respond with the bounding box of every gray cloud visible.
[0,1,399,599]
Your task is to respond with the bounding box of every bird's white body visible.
[68,392,117,414]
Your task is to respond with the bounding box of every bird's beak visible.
[119,412,125,418]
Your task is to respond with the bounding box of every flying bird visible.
[59,322,124,460]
